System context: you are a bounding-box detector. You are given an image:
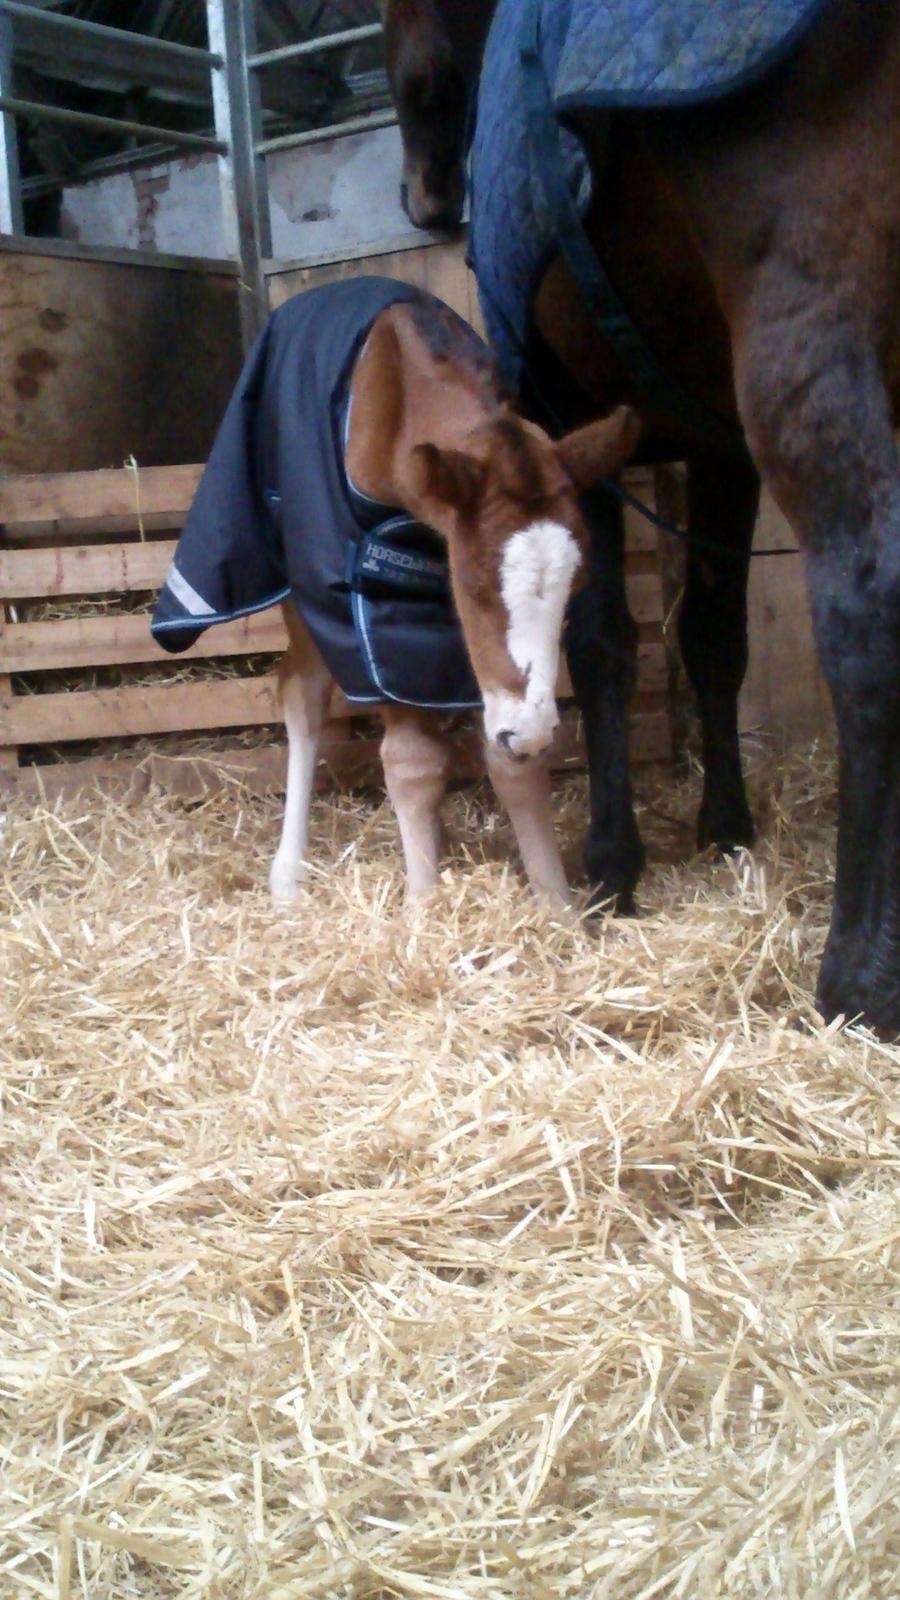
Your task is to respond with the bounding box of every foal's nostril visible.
[497,729,515,752]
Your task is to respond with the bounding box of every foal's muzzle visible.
[486,696,560,762]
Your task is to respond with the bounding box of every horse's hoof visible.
[584,839,644,919]
[816,945,900,1038]
[586,883,639,918]
[697,802,755,856]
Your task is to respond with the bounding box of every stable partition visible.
[0,236,242,475]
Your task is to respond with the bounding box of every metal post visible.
[257,107,397,159]
[0,94,226,154]
[248,22,383,72]
[206,0,269,349]
[0,11,22,234]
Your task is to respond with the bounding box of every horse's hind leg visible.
[380,707,451,899]
[564,484,645,912]
[270,604,333,901]
[734,292,900,1030]
[679,451,759,852]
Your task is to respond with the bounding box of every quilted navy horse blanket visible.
[469,0,829,393]
[151,277,482,711]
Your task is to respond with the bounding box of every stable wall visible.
[59,128,410,264]
[0,237,242,474]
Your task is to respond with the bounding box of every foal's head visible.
[410,407,641,760]
[383,0,494,229]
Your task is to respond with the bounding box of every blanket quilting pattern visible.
[555,0,827,108]
[469,0,826,391]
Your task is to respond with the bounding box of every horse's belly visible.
[531,121,738,442]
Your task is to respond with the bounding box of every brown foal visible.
[270,295,639,906]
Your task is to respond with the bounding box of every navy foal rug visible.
[151,277,482,711]
[469,0,827,439]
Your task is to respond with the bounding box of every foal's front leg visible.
[380,707,451,899]
[270,604,334,901]
[484,745,571,909]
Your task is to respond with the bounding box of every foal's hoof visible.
[269,858,305,902]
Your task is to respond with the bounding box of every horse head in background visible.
[382,0,495,228]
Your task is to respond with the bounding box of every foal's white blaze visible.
[483,519,581,759]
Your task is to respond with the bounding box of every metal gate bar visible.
[0,2,393,348]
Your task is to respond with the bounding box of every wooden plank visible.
[0,464,201,530]
[630,709,672,764]
[264,229,448,280]
[0,668,665,746]
[0,560,16,782]
[147,732,386,800]
[0,674,282,746]
[754,488,799,554]
[1,608,289,672]
[421,242,486,337]
[11,707,667,804]
[11,733,383,803]
[622,468,664,555]
[2,680,668,765]
[0,251,240,477]
[0,234,238,276]
[740,549,831,745]
[2,610,665,697]
[556,640,666,700]
[1,599,657,680]
[0,538,175,599]
[624,571,663,625]
[2,537,661,614]
[3,511,190,545]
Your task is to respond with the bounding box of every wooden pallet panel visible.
[4,609,668,686]
[11,704,672,804]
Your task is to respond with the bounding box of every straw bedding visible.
[2,738,899,1599]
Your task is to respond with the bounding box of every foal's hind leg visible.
[484,746,571,909]
[270,604,333,901]
[380,707,451,899]
[565,483,645,912]
[679,451,759,852]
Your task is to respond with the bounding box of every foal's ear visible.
[409,442,487,518]
[556,406,642,490]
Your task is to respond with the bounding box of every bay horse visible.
[272,296,637,905]
[382,0,495,229]
[384,0,900,1033]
